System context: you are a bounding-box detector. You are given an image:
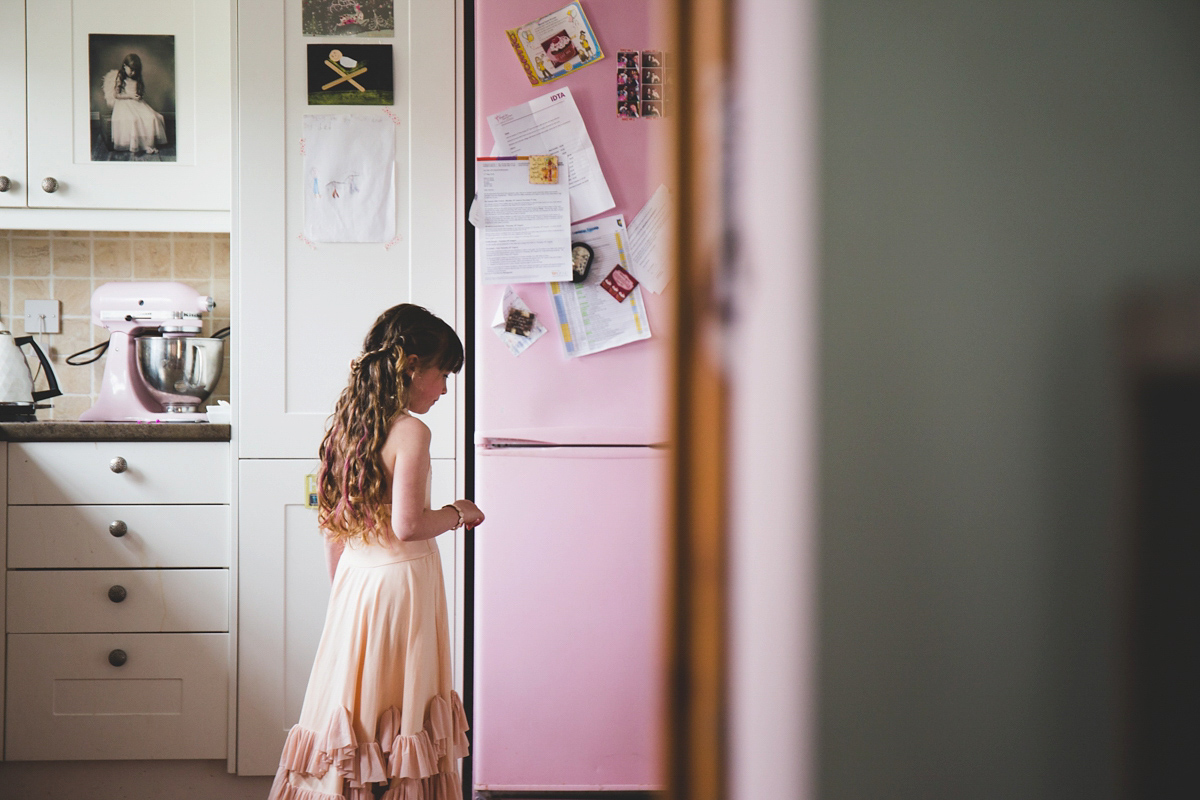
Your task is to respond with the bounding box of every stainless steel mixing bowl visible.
[135,336,225,412]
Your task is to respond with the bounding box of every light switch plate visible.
[23,299,61,334]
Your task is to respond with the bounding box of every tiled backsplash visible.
[0,230,231,420]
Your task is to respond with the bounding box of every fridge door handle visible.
[475,428,667,448]
[478,437,669,450]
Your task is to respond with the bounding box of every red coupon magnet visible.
[601,265,639,302]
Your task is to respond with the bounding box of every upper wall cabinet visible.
[0,0,231,231]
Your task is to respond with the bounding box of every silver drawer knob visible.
[0,176,10,192]
[109,520,127,537]
[108,585,127,603]
[41,177,58,193]
[108,649,127,667]
[109,456,128,473]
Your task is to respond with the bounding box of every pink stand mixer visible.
[80,282,225,423]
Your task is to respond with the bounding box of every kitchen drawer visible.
[8,505,230,569]
[5,633,229,761]
[7,569,228,633]
[8,441,230,505]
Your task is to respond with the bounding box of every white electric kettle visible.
[0,328,62,421]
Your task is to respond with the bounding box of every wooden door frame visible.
[665,0,731,798]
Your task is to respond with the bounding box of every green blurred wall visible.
[819,3,1200,797]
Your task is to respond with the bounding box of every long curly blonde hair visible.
[317,304,463,545]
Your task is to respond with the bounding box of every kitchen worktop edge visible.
[0,422,232,442]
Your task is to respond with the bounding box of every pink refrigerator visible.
[473,0,669,794]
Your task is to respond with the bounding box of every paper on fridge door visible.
[492,286,548,356]
[303,114,396,243]
[477,157,573,284]
[547,213,652,357]
[487,87,615,223]
[625,184,672,294]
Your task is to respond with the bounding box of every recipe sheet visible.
[487,87,615,223]
[477,157,573,284]
[547,214,652,357]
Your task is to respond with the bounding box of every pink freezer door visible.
[473,445,666,792]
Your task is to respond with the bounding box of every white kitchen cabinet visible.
[235,458,327,775]
[232,0,467,777]
[8,569,229,633]
[0,0,231,232]
[235,0,460,460]
[4,440,232,762]
[8,505,230,569]
[6,633,229,761]
[9,440,230,504]
[0,2,26,211]
[0,442,7,741]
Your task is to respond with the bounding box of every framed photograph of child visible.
[88,34,177,162]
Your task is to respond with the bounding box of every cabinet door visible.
[235,0,459,460]
[8,569,229,633]
[6,633,228,761]
[0,1,26,207]
[24,0,230,210]
[8,441,230,505]
[8,505,230,569]
[237,458,459,775]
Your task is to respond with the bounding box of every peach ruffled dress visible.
[268,527,468,800]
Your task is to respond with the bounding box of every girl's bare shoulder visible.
[386,412,431,452]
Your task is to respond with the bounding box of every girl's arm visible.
[390,418,461,541]
[324,537,344,582]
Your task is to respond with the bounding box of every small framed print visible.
[89,34,176,162]
[307,44,394,105]
[303,0,395,37]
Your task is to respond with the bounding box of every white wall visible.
[819,2,1200,797]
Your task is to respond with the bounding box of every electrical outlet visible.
[24,299,61,334]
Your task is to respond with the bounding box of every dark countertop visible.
[0,422,232,442]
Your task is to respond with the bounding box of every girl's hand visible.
[454,499,485,529]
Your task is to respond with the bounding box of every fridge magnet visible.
[492,286,547,357]
[303,114,396,243]
[307,44,394,105]
[600,265,639,302]
[506,2,605,87]
[571,241,594,283]
[528,155,559,184]
[505,307,536,336]
[89,34,176,162]
[303,0,394,37]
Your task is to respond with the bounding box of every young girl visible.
[270,304,484,800]
[102,53,168,155]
